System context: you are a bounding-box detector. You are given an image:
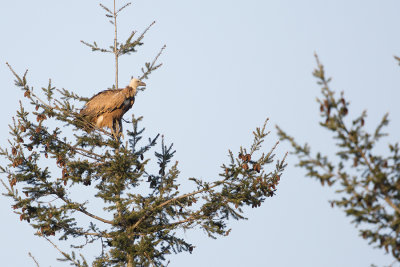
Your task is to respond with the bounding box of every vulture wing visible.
[80,89,127,118]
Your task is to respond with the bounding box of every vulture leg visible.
[112,119,124,140]
[111,128,119,141]
[118,120,124,139]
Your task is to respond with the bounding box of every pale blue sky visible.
[1,1,400,266]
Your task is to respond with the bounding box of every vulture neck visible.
[124,86,137,97]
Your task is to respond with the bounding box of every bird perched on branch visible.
[80,78,146,137]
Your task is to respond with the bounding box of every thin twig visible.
[144,252,156,267]
[41,235,81,266]
[28,252,40,267]
[139,44,166,82]
[114,0,119,89]
[77,231,111,238]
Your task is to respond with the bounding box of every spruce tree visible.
[277,54,400,262]
[1,1,287,266]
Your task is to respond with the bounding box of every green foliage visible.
[1,2,286,266]
[277,54,400,261]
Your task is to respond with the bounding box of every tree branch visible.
[59,196,113,225]
[28,252,40,267]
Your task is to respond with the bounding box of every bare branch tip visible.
[28,252,40,267]
[283,151,288,161]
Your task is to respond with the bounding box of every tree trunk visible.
[127,256,133,267]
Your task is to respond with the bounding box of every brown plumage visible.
[80,78,146,134]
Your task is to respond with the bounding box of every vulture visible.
[80,78,146,135]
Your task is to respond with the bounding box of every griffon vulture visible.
[80,78,146,135]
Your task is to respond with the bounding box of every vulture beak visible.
[139,81,146,87]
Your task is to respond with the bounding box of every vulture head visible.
[128,78,146,96]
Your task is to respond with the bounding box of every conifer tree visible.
[1,1,287,266]
[277,55,400,261]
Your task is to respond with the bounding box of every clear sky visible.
[1,0,400,266]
